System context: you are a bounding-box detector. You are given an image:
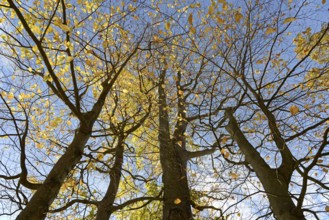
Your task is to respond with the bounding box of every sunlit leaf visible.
[234,12,243,23]
[220,149,230,159]
[188,13,193,25]
[289,105,299,115]
[229,172,239,180]
[165,21,171,31]
[67,56,74,62]
[283,17,296,24]
[174,198,181,204]
[265,28,276,35]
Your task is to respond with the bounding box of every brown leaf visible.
[289,105,299,115]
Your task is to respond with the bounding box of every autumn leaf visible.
[190,27,196,34]
[188,13,193,25]
[322,0,326,4]
[208,5,214,15]
[153,35,163,43]
[326,206,329,212]
[7,92,14,100]
[221,136,229,144]
[256,59,263,64]
[265,28,276,35]
[216,16,225,24]
[67,56,74,62]
[289,105,299,115]
[234,12,243,23]
[165,21,171,31]
[221,149,230,159]
[174,198,181,204]
[86,59,93,66]
[53,20,71,32]
[283,17,296,24]
[229,172,239,180]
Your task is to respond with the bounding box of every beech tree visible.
[0,0,154,219]
[0,0,329,220]
[197,0,329,219]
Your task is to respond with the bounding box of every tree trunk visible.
[158,70,192,220]
[16,127,91,220]
[225,109,305,220]
[160,141,192,220]
[96,141,124,220]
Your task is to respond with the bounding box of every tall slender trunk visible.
[160,141,192,220]
[225,109,305,220]
[96,140,124,220]
[158,70,192,220]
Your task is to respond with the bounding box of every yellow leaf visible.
[265,155,270,160]
[67,56,74,62]
[208,5,214,15]
[60,24,70,32]
[188,13,193,25]
[229,172,239,180]
[7,92,14,100]
[289,105,299,115]
[165,21,170,31]
[86,59,93,66]
[153,35,163,43]
[174,198,181,204]
[216,16,225,24]
[178,90,184,95]
[54,20,71,32]
[322,0,326,4]
[220,149,230,159]
[265,28,276,35]
[234,12,243,23]
[31,25,42,35]
[326,206,329,212]
[190,27,196,34]
[50,117,62,127]
[283,17,296,24]
[256,59,263,64]
[221,136,229,144]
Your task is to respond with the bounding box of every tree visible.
[198,0,329,219]
[0,0,153,219]
[1,0,329,220]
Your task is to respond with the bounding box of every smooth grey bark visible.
[158,70,192,220]
[225,108,305,220]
